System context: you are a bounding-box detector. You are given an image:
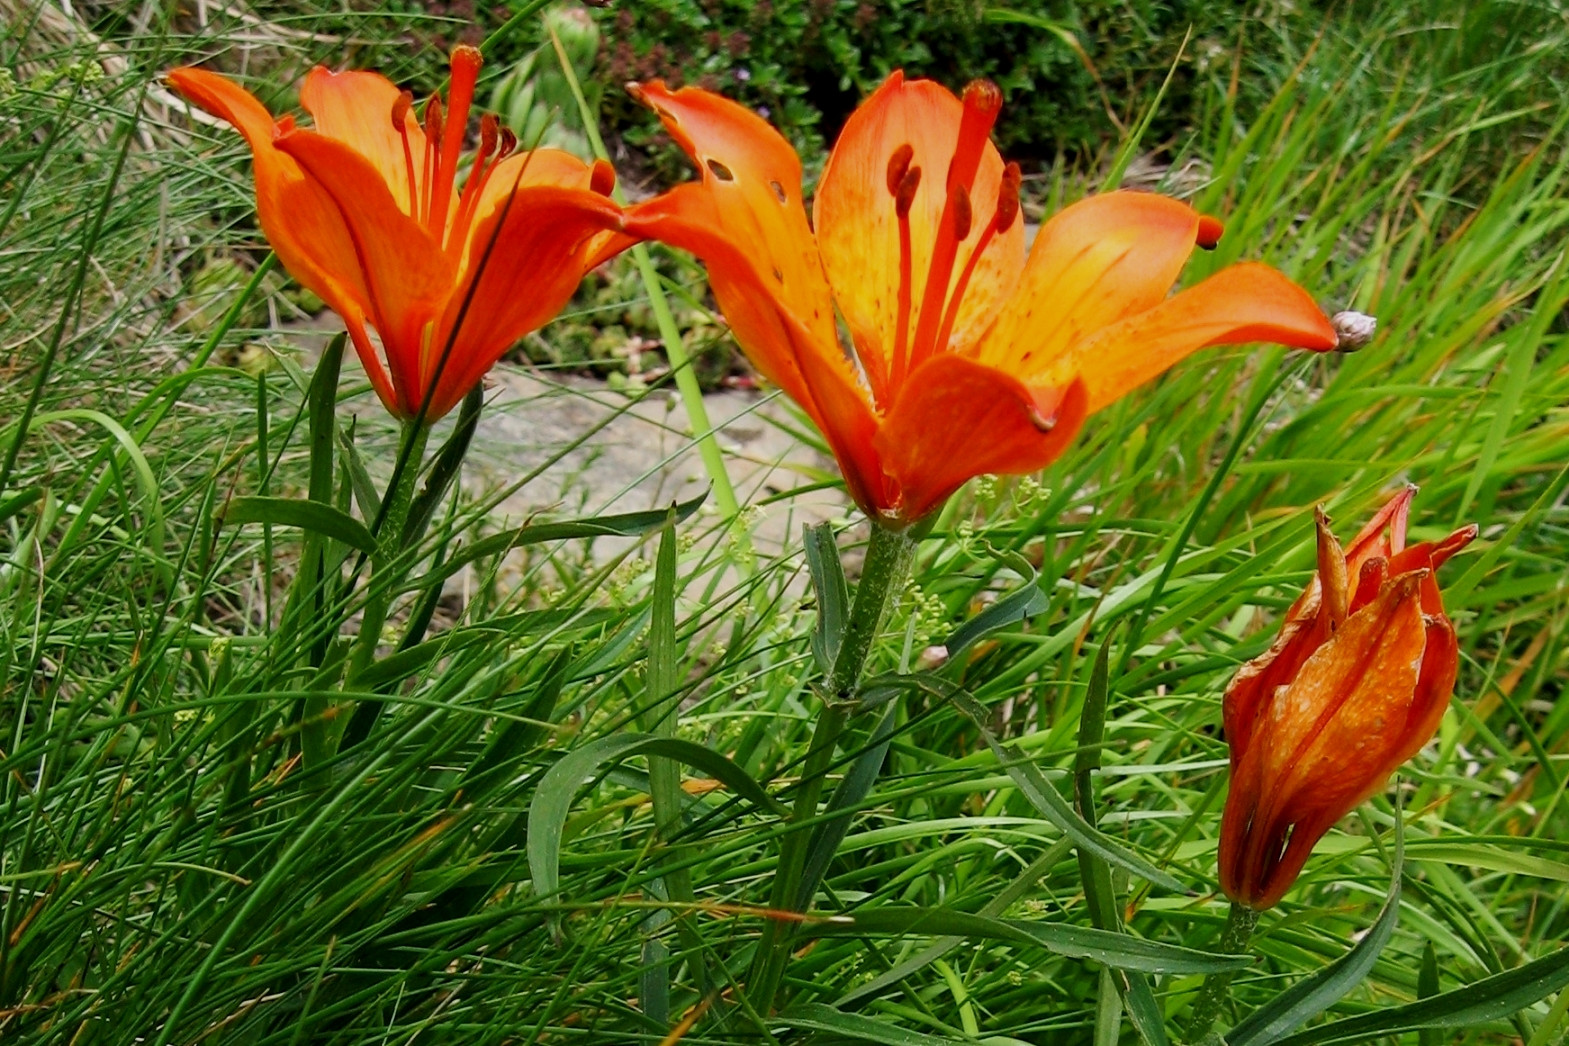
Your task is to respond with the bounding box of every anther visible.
[424,95,444,146]
[886,143,914,196]
[995,162,1021,233]
[894,166,921,218]
[391,90,414,132]
[951,184,972,241]
[497,127,518,158]
[478,113,498,158]
[590,158,616,196]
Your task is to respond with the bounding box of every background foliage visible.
[1,0,1567,1044]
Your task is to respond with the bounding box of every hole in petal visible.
[769,179,786,203]
[706,158,735,182]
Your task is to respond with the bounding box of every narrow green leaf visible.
[944,570,1048,658]
[528,734,783,901]
[403,383,482,547]
[1228,807,1404,1046]
[1273,941,1569,1045]
[410,492,706,591]
[928,678,1186,893]
[222,496,377,555]
[1418,941,1441,1046]
[804,521,850,673]
[815,908,1249,975]
[798,703,898,910]
[1076,636,1119,931]
[0,486,42,526]
[778,1002,971,1045]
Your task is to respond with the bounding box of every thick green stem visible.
[748,523,917,1013]
[1187,900,1260,1043]
[347,421,430,682]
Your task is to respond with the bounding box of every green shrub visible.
[595,0,1324,167]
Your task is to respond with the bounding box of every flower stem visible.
[1187,900,1260,1043]
[346,420,430,686]
[747,522,917,1014]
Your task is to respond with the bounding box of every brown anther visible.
[392,90,414,132]
[424,94,444,142]
[886,143,915,196]
[497,127,518,158]
[961,79,1003,118]
[951,184,972,240]
[895,166,922,219]
[590,158,616,196]
[477,114,499,157]
[995,162,1021,233]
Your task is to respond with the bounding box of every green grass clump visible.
[1,2,1566,1044]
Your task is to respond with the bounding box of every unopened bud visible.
[1331,310,1377,351]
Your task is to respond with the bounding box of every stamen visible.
[422,95,444,228]
[886,144,914,196]
[447,113,502,256]
[995,162,1021,233]
[392,90,418,216]
[908,79,1003,372]
[590,158,616,196]
[930,164,1020,361]
[497,127,518,159]
[951,185,972,241]
[889,164,922,393]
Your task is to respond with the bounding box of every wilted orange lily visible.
[169,48,628,421]
[624,72,1338,523]
[1219,488,1477,909]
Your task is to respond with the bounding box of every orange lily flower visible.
[623,72,1338,523]
[168,48,628,421]
[1219,488,1477,909]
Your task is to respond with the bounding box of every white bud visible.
[1331,310,1377,351]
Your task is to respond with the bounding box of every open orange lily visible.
[625,73,1338,523]
[1219,488,1477,909]
[169,48,628,421]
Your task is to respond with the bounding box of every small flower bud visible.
[1331,310,1377,351]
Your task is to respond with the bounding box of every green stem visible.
[748,523,918,1014]
[1187,900,1261,1043]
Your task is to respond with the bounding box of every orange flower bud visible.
[1218,488,1477,909]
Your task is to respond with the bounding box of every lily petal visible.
[273,127,455,415]
[428,185,623,419]
[168,67,393,403]
[1227,573,1427,908]
[299,66,431,217]
[624,185,884,513]
[977,190,1209,374]
[815,72,1023,399]
[1036,261,1338,413]
[876,355,1087,521]
[631,81,839,356]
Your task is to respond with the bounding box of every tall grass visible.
[1,1,1566,1044]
